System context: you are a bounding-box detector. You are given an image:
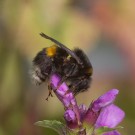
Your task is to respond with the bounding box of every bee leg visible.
[46,84,53,101]
[69,78,86,96]
[48,84,53,97]
[73,89,87,96]
[45,91,52,101]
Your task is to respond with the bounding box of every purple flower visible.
[92,89,119,112]
[50,74,81,128]
[50,74,125,134]
[50,74,75,107]
[95,104,125,128]
[84,90,125,134]
[83,89,120,126]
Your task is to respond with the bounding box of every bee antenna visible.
[40,32,82,65]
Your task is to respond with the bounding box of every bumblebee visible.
[32,33,93,99]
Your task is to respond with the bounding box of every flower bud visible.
[64,110,76,122]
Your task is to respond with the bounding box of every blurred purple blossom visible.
[50,74,125,135]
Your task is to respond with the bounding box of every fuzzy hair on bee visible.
[32,33,93,99]
[59,48,93,95]
[32,45,68,85]
[31,66,46,85]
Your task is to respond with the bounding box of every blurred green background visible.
[0,0,135,135]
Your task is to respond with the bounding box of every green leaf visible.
[95,126,124,135]
[35,120,68,135]
[95,126,116,134]
[116,126,124,129]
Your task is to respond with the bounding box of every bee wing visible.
[40,32,82,65]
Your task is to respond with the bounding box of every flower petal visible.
[50,73,60,87]
[83,89,119,126]
[50,74,68,96]
[92,89,119,112]
[95,104,125,128]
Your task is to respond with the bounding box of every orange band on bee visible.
[46,45,57,57]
